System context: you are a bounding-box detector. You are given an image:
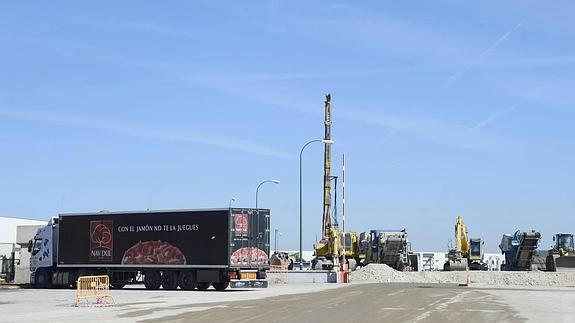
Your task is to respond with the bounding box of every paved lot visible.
[1,283,574,322]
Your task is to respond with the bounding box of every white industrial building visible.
[0,216,45,283]
[414,251,504,271]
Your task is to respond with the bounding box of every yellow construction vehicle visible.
[313,94,343,270]
[312,94,364,271]
[444,216,487,271]
[546,233,575,272]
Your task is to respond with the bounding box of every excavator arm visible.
[454,216,469,256]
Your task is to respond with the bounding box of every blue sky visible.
[1,1,574,252]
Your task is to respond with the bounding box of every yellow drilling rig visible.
[313,94,342,270]
[312,94,364,270]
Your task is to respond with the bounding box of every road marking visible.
[386,289,406,296]
[412,291,472,322]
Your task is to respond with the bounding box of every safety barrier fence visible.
[269,265,289,284]
[76,275,114,307]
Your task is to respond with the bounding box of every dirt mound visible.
[351,264,575,287]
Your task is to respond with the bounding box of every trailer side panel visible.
[58,210,229,267]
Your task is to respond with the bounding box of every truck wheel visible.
[161,271,179,290]
[144,271,161,290]
[69,271,78,289]
[546,255,556,272]
[195,282,210,291]
[110,283,126,289]
[36,269,52,288]
[212,282,229,291]
[179,271,196,290]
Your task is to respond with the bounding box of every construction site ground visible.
[1,279,574,322]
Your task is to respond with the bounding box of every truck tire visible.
[144,271,161,290]
[179,271,196,290]
[35,269,52,288]
[546,255,556,272]
[195,282,210,291]
[110,283,126,289]
[161,271,179,290]
[212,282,229,291]
[69,271,79,289]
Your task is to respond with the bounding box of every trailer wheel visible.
[110,283,126,289]
[144,271,161,290]
[212,282,229,291]
[195,282,210,291]
[69,271,79,289]
[161,271,179,290]
[35,269,52,288]
[179,271,196,290]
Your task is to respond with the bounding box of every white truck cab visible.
[28,218,56,285]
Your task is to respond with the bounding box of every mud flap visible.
[229,280,268,288]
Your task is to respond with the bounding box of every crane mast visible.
[322,94,332,239]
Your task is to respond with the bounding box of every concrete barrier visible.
[267,270,338,284]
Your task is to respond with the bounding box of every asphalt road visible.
[148,284,524,322]
[2,283,574,322]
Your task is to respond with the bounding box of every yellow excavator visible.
[444,216,487,271]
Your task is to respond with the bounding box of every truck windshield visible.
[32,238,42,255]
[558,235,574,249]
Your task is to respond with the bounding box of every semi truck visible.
[28,208,270,290]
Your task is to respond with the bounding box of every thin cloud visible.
[0,107,293,159]
[177,76,524,151]
[446,16,529,89]
[468,103,520,133]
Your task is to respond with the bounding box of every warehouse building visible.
[0,216,45,283]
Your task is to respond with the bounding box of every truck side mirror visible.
[27,240,32,253]
[553,236,556,241]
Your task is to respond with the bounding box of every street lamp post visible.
[255,179,280,211]
[255,179,280,251]
[229,197,236,209]
[299,139,334,270]
[274,229,282,253]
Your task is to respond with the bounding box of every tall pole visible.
[342,154,345,234]
[256,180,279,252]
[274,229,278,253]
[342,154,346,262]
[299,139,327,270]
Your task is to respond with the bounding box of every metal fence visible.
[76,275,114,306]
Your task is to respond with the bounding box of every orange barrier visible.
[340,263,350,283]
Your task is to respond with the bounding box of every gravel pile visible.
[351,264,575,287]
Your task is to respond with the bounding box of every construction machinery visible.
[444,216,487,271]
[270,252,294,270]
[340,231,362,271]
[313,94,344,270]
[546,233,575,272]
[359,229,415,271]
[499,230,541,271]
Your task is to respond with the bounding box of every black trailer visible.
[30,208,270,290]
